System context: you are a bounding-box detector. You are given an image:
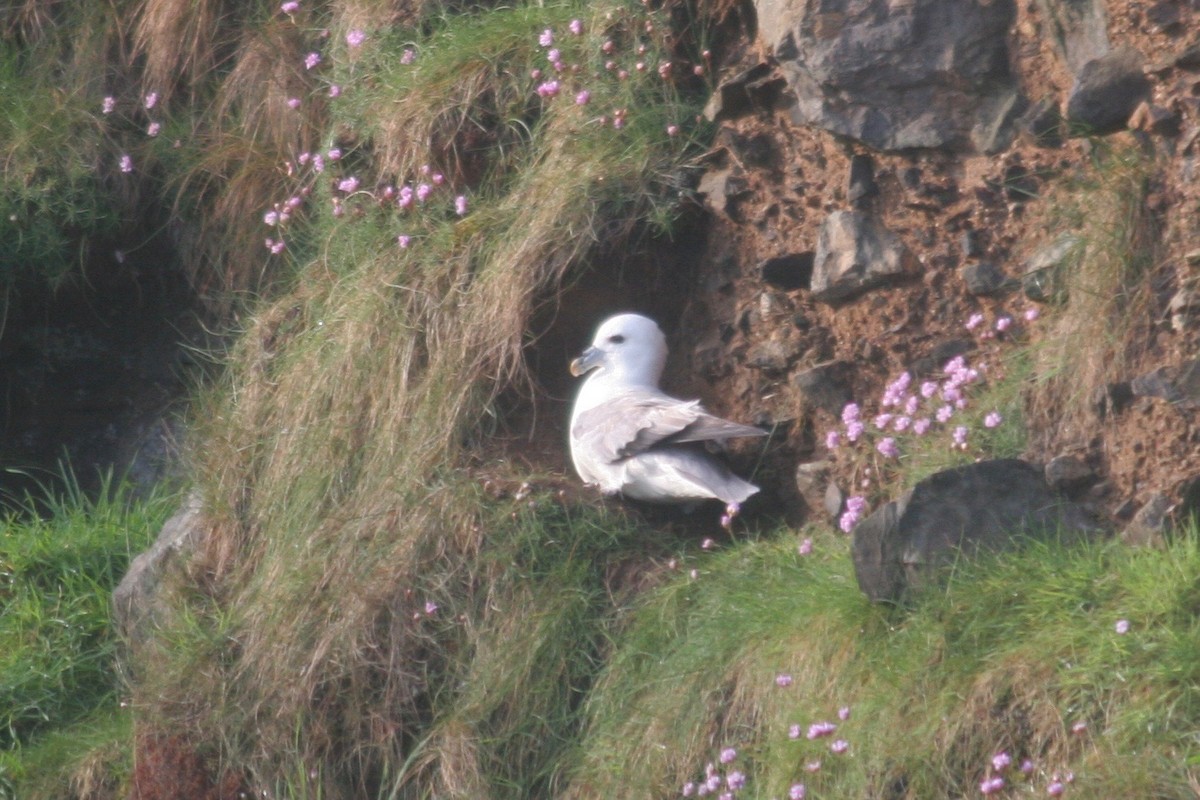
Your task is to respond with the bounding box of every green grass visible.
[0,474,175,799]
[567,528,1200,799]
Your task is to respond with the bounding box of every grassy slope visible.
[0,477,174,799]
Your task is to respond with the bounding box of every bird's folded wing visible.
[572,390,766,464]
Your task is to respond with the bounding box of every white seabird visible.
[568,313,766,516]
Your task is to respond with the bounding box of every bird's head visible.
[569,313,667,387]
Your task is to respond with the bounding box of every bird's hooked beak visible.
[569,345,605,377]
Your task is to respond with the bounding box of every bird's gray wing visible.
[573,390,765,464]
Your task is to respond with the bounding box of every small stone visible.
[1128,102,1181,137]
[792,360,854,414]
[961,229,984,258]
[1045,455,1097,493]
[1022,234,1081,303]
[824,481,845,518]
[1122,493,1172,547]
[747,339,795,372]
[962,261,1015,296]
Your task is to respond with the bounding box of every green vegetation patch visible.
[569,530,1200,798]
[0,475,174,797]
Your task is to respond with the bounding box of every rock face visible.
[851,459,1101,603]
[113,492,208,649]
[756,0,1020,151]
[811,211,915,302]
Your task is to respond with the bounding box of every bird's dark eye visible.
[608,334,625,344]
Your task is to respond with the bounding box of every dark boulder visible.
[852,459,1101,603]
[1066,48,1151,135]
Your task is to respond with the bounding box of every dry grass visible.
[129,1,709,793]
[1025,144,1161,455]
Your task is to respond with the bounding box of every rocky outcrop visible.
[851,460,1102,603]
[113,492,208,649]
[811,211,915,302]
[1066,47,1152,134]
[755,0,1021,152]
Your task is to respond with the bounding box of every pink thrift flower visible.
[966,312,985,330]
[401,48,416,64]
[952,425,969,447]
[143,91,159,109]
[263,210,280,226]
[298,152,311,165]
[346,29,366,48]
[838,510,858,533]
[575,89,590,105]
[789,723,802,739]
[920,380,938,398]
[397,235,411,248]
[719,747,736,764]
[984,411,1003,428]
[286,195,303,209]
[424,600,438,615]
[775,673,793,687]
[701,538,715,550]
[726,771,745,790]
[1071,721,1087,735]
[569,18,583,35]
[996,316,1012,332]
[547,47,561,62]
[980,776,1004,794]
[287,96,301,109]
[874,413,893,429]
[842,402,861,423]
[538,28,553,47]
[305,52,321,70]
[1115,618,1130,634]
[667,124,680,136]
[267,238,286,254]
[1025,307,1040,322]
[993,752,1012,771]
[904,394,920,416]
[118,154,133,173]
[893,416,911,433]
[1021,760,1035,775]
[612,114,625,128]
[147,121,161,136]
[1047,781,1065,797]
[830,739,849,754]
[876,437,899,458]
[913,418,932,435]
[825,430,841,449]
[416,183,432,202]
[102,96,115,114]
[328,84,341,98]
[838,706,851,721]
[281,1,299,12]
[455,195,468,216]
[327,147,342,161]
[536,80,560,98]
[798,538,813,555]
[846,496,867,515]
[337,176,359,193]
[602,39,616,54]
[846,420,864,442]
[312,154,325,172]
[683,782,695,797]
[936,405,955,423]
[807,721,836,739]
[805,761,821,773]
[789,784,806,799]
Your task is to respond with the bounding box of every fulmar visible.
[568,313,766,524]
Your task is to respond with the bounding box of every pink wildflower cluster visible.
[681,746,747,798]
[529,13,697,136]
[976,749,1078,796]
